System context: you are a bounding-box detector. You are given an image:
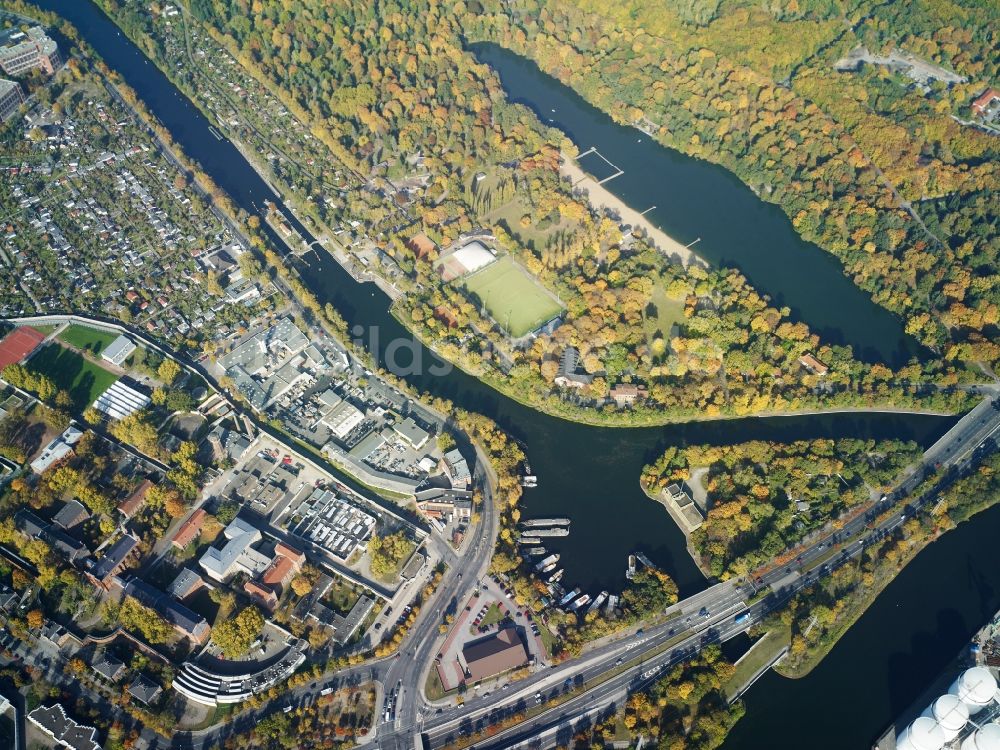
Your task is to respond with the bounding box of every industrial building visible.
[286,486,376,561]
[0,78,23,122]
[894,667,1000,750]
[0,27,61,77]
[313,389,365,441]
[29,424,83,474]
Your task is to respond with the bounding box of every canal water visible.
[40,2,993,745]
[470,43,923,367]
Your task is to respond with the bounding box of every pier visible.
[521,518,571,528]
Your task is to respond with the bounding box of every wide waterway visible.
[42,3,994,746]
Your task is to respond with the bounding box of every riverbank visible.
[560,152,706,268]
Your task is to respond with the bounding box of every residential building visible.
[972,88,1000,116]
[100,333,137,366]
[443,448,471,488]
[554,346,593,389]
[123,577,211,643]
[117,478,153,519]
[0,78,23,122]
[15,509,88,563]
[415,487,473,521]
[86,533,140,589]
[51,499,89,531]
[167,567,204,600]
[91,652,126,682]
[27,704,100,750]
[171,508,207,549]
[204,425,253,463]
[243,541,304,611]
[609,382,648,407]
[128,674,163,705]
[798,353,829,376]
[29,424,84,474]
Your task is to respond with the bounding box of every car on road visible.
[698,607,710,618]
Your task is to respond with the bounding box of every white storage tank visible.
[962,723,1000,750]
[897,716,946,750]
[951,667,998,714]
[925,693,969,741]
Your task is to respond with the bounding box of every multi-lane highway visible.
[366,396,1000,750]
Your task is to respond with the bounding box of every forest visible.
[92,0,985,427]
[469,0,1000,366]
[641,437,923,577]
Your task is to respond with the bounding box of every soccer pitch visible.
[461,256,563,337]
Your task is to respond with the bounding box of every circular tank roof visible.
[907,717,946,750]
[933,694,969,730]
[973,724,1000,750]
[960,667,998,705]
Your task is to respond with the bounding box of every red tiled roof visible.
[972,88,1000,113]
[0,326,46,371]
[244,580,278,608]
[274,541,304,563]
[117,479,153,518]
[171,508,207,548]
[261,553,299,589]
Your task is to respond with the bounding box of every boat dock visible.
[521,518,571,528]
[529,528,569,537]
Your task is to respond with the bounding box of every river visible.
[38,2,994,746]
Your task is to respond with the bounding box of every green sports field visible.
[460,255,563,337]
[27,343,117,409]
[57,323,119,357]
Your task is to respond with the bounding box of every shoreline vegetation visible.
[559,150,706,267]
[86,0,986,431]
[773,450,1000,678]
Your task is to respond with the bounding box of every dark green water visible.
[40,4,995,746]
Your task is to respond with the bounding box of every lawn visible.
[477,603,505,630]
[27,343,118,409]
[460,255,564,338]
[57,323,120,357]
[643,277,686,341]
[723,625,790,701]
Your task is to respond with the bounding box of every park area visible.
[27,342,117,409]
[460,255,563,338]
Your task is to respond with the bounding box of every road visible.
[36,395,997,750]
[365,396,1000,750]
